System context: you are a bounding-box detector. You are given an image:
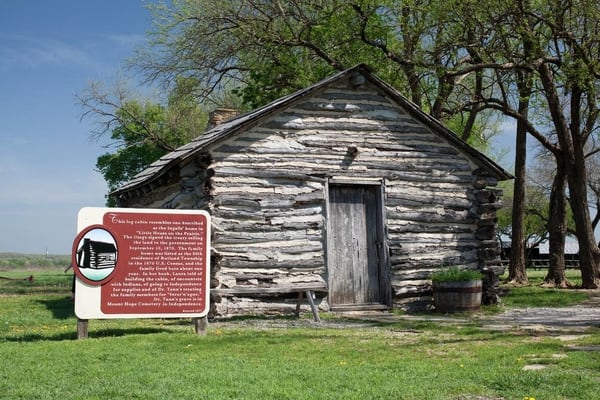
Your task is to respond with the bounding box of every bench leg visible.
[305,290,321,323]
[295,292,303,317]
[294,291,321,322]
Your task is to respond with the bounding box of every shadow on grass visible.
[36,297,75,319]
[4,331,79,341]
[211,314,301,324]
[4,326,173,342]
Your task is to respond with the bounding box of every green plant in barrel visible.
[431,266,483,313]
[431,266,483,283]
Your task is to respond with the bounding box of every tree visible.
[507,69,533,284]
[528,148,574,287]
[456,0,600,288]
[497,180,551,256]
[78,78,208,204]
[135,0,503,144]
[521,0,600,288]
[119,0,600,288]
[585,149,600,232]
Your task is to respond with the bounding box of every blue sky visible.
[0,1,152,254]
[0,1,519,255]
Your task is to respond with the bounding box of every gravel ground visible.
[210,291,600,333]
[481,290,600,332]
[484,304,600,331]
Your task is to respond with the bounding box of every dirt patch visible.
[522,364,547,371]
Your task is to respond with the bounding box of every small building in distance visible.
[112,64,512,316]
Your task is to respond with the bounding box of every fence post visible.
[77,318,88,339]
[193,317,208,335]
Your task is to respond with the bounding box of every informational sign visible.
[72,207,210,319]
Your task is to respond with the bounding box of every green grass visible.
[501,286,590,308]
[1,268,599,399]
[0,270,72,295]
[521,268,583,286]
[0,252,70,270]
[500,269,592,308]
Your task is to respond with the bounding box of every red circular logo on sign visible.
[72,225,119,286]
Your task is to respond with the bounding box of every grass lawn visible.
[1,267,599,399]
[499,269,591,308]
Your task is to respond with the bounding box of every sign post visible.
[72,207,210,338]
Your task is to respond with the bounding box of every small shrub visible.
[431,266,483,283]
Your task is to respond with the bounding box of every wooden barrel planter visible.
[432,280,482,313]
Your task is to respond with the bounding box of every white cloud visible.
[0,34,100,71]
[104,33,145,48]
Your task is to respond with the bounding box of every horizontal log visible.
[385,209,476,224]
[386,223,474,234]
[263,115,432,134]
[216,243,323,255]
[389,243,479,255]
[295,133,442,147]
[213,230,321,243]
[212,282,328,296]
[389,256,479,270]
[227,272,324,282]
[211,196,261,209]
[218,258,325,270]
[391,283,431,296]
[214,161,473,186]
[212,205,322,221]
[211,174,323,189]
[290,96,402,116]
[211,166,327,182]
[213,220,323,233]
[213,142,470,163]
[214,157,473,179]
[385,191,472,208]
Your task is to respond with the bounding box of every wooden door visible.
[327,184,388,309]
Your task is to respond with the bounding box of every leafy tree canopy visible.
[79,77,208,205]
[135,0,502,143]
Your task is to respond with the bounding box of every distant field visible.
[0,252,70,271]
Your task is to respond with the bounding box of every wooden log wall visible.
[122,78,504,316]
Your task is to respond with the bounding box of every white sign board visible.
[73,207,210,319]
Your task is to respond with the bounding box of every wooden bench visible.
[211,282,328,322]
[79,283,327,338]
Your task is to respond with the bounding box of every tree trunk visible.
[544,155,568,287]
[507,73,530,284]
[567,158,600,288]
[566,89,600,288]
[568,177,600,288]
[538,64,600,289]
[508,119,528,283]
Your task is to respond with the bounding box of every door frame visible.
[325,178,391,310]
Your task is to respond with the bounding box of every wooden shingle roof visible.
[112,64,512,198]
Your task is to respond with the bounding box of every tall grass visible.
[1,269,599,399]
[0,252,70,270]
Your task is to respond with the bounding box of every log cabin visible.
[111,64,512,316]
